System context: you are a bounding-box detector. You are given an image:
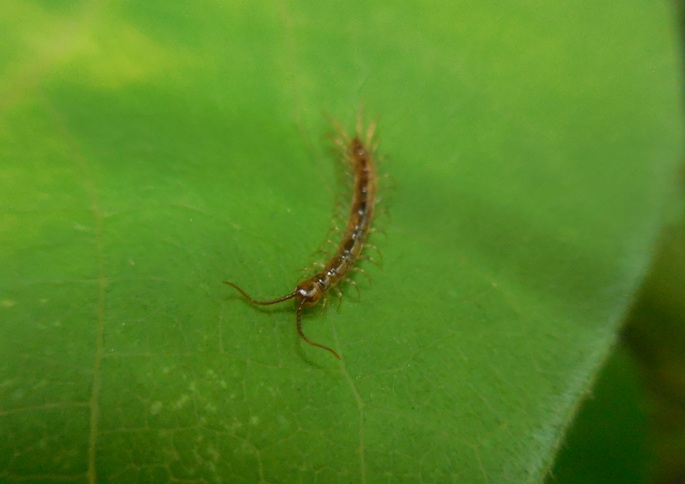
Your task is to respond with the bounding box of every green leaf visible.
[1,1,682,482]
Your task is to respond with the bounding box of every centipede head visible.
[296,279,324,307]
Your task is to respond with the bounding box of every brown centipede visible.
[224,113,378,360]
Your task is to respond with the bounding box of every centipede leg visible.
[358,254,381,267]
[375,204,392,219]
[369,226,388,237]
[364,118,377,145]
[363,243,384,263]
[349,266,372,284]
[343,277,361,299]
[332,122,351,149]
[332,286,344,309]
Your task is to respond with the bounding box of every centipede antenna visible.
[296,302,341,360]
[223,281,297,306]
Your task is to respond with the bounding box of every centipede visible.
[224,113,378,360]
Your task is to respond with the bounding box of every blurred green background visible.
[550,4,685,482]
[1,1,684,483]
[551,218,685,483]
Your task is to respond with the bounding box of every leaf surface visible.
[1,1,683,482]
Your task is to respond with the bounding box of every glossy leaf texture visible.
[1,1,683,482]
